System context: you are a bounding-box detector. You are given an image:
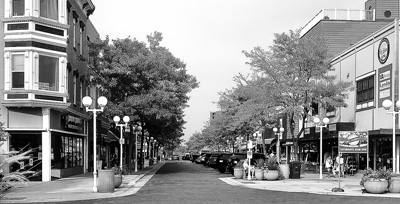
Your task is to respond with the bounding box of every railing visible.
[300,9,375,36]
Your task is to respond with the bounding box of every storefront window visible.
[58,136,83,169]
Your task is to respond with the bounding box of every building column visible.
[397,137,400,174]
[84,120,89,173]
[42,108,51,182]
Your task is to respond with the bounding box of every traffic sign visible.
[247,151,253,159]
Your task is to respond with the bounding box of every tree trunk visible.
[127,125,134,173]
[140,128,144,170]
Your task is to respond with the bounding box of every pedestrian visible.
[325,156,333,178]
[336,153,345,178]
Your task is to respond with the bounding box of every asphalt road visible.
[41,161,400,203]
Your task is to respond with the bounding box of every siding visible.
[376,0,399,19]
[316,20,390,57]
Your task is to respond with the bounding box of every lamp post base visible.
[93,171,98,193]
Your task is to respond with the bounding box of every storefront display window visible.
[53,135,83,169]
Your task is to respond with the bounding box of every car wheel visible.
[218,167,226,173]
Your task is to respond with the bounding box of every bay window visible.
[12,0,25,16]
[11,54,24,89]
[39,55,59,91]
[40,0,58,20]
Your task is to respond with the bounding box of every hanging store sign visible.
[338,131,368,153]
[378,64,392,107]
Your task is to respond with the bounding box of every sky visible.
[91,0,366,143]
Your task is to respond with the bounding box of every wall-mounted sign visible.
[338,131,368,153]
[378,38,389,64]
[378,64,392,107]
[62,115,84,132]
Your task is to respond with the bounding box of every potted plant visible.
[254,158,265,180]
[389,174,400,193]
[233,160,244,179]
[264,155,279,180]
[360,168,393,194]
[111,166,123,188]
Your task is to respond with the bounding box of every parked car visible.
[195,154,204,164]
[202,153,213,166]
[227,153,247,173]
[182,153,191,160]
[208,152,228,169]
[216,153,233,173]
[172,155,180,161]
[190,154,200,163]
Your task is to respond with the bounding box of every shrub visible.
[266,155,279,171]
[235,160,244,169]
[255,158,265,169]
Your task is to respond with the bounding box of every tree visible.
[86,32,198,169]
[242,29,353,161]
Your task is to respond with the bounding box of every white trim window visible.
[73,18,76,48]
[12,0,25,16]
[11,54,25,89]
[80,80,83,108]
[39,55,59,91]
[73,75,77,104]
[79,27,83,54]
[40,0,58,20]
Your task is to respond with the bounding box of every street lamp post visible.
[382,99,400,174]
[313,117,329,180]
[153,139,157,163]
[82,96,108,193]
[273,127,284,163]
[133,125,142,172]
[113,116,130,172]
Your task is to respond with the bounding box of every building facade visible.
[287,0,400,174]
[0,0,114,182]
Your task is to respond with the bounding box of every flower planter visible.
[364,180,388,194]
[389,178,400,193]
[114,174,123,188]
[233,168,243,179]
[254,169,264,180]
[264,170,279,181]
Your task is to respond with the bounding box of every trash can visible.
[289,161,302,179]
[97,169,115,193]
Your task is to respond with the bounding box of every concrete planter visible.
[264,170,279,181]
[114,174,123,188]
[389,178,400,193]
[364,180,388,194]
[254,169,264,180]
[233,168,243,179]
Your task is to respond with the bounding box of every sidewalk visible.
[1,162,165,203]
[220,172,400,198]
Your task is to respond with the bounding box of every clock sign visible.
[378,38,389,64]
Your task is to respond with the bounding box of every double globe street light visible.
[382,99,400,174]
[313,117,329,180]
[82,96,108,193]
[113,116,130,173]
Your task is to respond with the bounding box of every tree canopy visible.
[187,29,353,160]
[87,31,198,155]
